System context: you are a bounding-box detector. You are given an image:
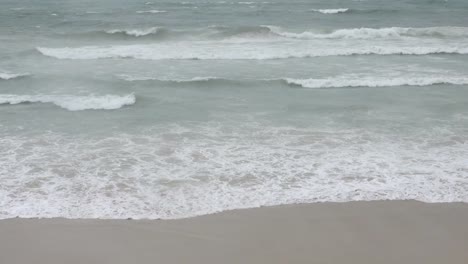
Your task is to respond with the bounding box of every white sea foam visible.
[36,43,468,60]
[136,10,167,14]
[285,75,468,88]
[0,94,135,111]
[266,26,468,39]
[310,8,349,14]
[0,72,29,80]
[1,123,467,220]
[105,27,161,37]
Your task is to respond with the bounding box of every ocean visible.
[1,0,467,219]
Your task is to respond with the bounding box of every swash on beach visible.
[1,0,468,219]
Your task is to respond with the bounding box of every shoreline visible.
[1,201,468,264]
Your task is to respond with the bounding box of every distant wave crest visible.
[310,8,349,14]
[118,74,222,82]
[118,74,468,88]
[0,72,30,80]
[136,10,167,14]
[105,27,162,37]
[265,26,468,39]
[284,76,468,88]
[311,8,401,15]
[0,94,136,111]
[70,26,468,41]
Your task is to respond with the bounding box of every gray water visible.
[1,0,468,219]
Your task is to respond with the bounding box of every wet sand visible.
[1,201,468,264]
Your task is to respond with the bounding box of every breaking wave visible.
[117,74,468,89]
[63,26,468,41]
[36,44,468,60]
[0,72,30,80]
[284,76,468,88]
[265,26,468,39]
[105,27,162,37]
[136,10,167,14]
[0,94,136,111]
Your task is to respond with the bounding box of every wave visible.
[284,76,468,88]
[36,44,468,60]
[0,72,30,80]
[265,26,468,39]
[347,8,400,15]
[105,27,162,37]
[118,75,255,87]
[310,8,349,14]
[136,10,167,14]
[118,75,222,82]
[66,26,468,42]
[117,74,468,89]
[0,94,136,111]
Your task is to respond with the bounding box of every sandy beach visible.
[2,0,468,263]
[1,201,468,264]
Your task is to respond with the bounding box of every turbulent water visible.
[1,0,468,219]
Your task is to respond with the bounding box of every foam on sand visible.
[0,94,136,111]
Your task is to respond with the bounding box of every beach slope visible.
[1,201,468,264]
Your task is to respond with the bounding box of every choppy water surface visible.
[1,0,468,219]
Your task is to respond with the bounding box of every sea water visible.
[1,0,468,219]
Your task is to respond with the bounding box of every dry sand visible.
[1,201,468,264]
